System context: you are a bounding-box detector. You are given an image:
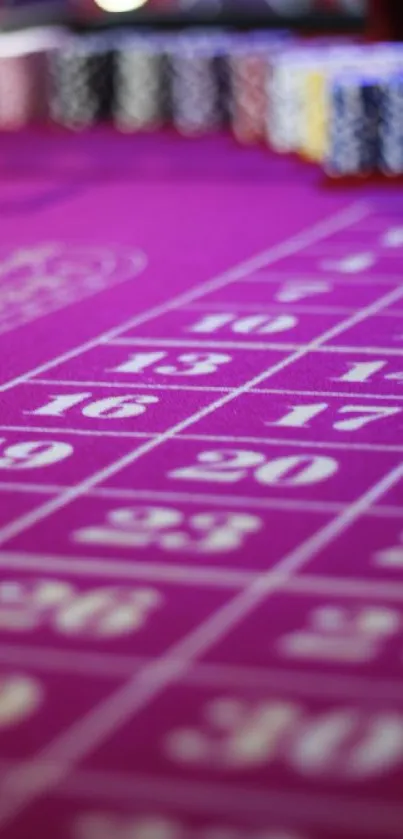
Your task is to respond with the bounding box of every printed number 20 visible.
[169,450,338,486]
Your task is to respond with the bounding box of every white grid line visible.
[0,643,402,699]
[2,538,403,594]
[0,483,343,514]
[0,425,153,440]
[0,464,402,825]
[285,575,403,601]
[2,423,403,451]
[0,759,400,831]
[252,387,403,402]
[2,276,403,548]
[0,481,59,495]
[182,301,403,318]
[3,202,403,828]
[70,774,403,834]
[182,433,403,454]
[240,269,403,286]
[0,202,368,395]
[185,662,403,699]
[178,302,359,315]
[0,645,146,680]
[307,244,403,259]
[9,208,403,552]
[27,380,403,402]
[1,482,403,520]
[0,550,253,588]
[56,771,403,835]
[105,336,303,351]
[31,379,234,394]
[107,336,403,356]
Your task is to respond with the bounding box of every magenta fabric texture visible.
[0,129,402,839]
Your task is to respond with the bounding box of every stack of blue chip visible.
[325,44,403,178]
[380,72,403,175]
[326,72,383,177]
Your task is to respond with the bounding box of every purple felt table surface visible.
[0,128,403,838]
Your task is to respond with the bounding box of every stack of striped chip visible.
[169,32,230,136]
[230,31,290,145]
[0,28,62,130]
[49,32,117,130]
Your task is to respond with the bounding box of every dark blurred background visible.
[0,0,369,33]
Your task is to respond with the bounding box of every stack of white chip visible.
[114,34,165,132]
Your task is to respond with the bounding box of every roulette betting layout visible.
[0,1,403,838]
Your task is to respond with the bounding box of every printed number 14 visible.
[337,361,403,385]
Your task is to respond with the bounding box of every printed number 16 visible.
[26,392,158,419]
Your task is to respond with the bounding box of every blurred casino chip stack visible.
[230,32,288,146]
[114,33,167,132]
[0,28,61,131]
[169,31,230,136]
[49,31,118,130]
[379,71,403,176]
